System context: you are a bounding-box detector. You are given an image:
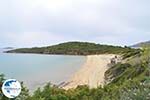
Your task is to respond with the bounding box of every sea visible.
[0,48,86,91]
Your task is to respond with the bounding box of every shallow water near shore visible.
[0,52,86,91]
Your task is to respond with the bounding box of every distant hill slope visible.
[3,47,14,49]
[6,41,140,57]
[131,40,150,48]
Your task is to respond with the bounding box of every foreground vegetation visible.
[1,46,150,100]
[6,42,140,58]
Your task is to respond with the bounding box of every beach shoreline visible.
[62,54,120,90]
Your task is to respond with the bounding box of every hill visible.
[131,40,150,48]
[3,47,14,49]
[6,42,140,58]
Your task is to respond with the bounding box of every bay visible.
[0,52,86,91]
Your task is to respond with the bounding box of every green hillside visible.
[6,42,140,58]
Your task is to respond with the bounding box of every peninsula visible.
[6,42,140,59]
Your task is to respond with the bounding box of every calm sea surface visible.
[0,50,86,91]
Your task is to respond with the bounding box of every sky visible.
[0,0,150,47]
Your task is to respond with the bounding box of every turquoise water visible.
[0,52,86,91]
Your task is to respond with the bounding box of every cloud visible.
[0,0,150,47]
[0,32,67,47]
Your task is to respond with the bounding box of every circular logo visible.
[1,79,21,98]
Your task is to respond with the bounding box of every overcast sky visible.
[0,0,150,47]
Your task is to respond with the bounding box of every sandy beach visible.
[62,54,120,90]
